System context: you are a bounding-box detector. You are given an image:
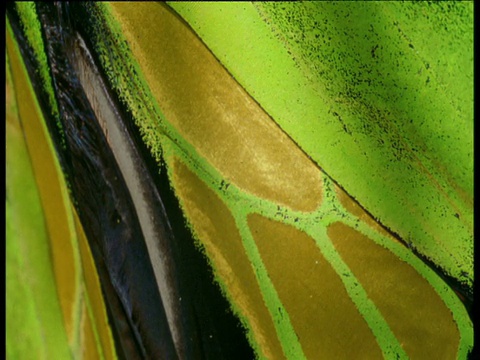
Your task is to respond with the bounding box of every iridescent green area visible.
[168,1,473,291]
[80,3,472,358]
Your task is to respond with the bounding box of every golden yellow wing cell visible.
[248,214,383,359]
[171,156,286,360]
[327,222,460,359]
[109,2,323,212]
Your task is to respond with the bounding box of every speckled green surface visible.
[168,1,473,291]
[15,2,63,136]
[83,3,473,357]
[81,2,168,164]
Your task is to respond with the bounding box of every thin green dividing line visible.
[232,209,306,360]
[303,224,408,359]
[302,176,408,358]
